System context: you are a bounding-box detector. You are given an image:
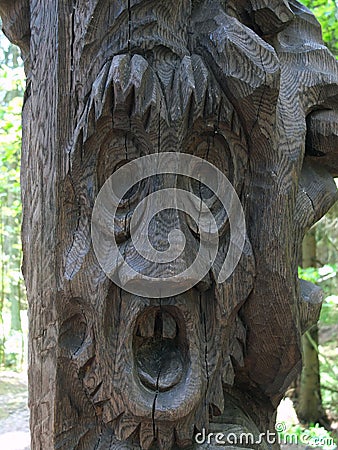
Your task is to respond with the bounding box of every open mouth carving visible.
[78,292,231,448]
[133,307,187,393]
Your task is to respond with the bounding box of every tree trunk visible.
[10,288,22,332]
[298,325,326,424]
[302,227,317,269]
[1,1,338,449]
[297,229,327,426]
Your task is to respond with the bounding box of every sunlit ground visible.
[0,432,30,450]
[0,370,29,450]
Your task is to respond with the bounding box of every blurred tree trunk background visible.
[297,228,328,427]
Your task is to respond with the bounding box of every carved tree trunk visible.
[1,1,338,449]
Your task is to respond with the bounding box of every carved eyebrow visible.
[74,52,228,150]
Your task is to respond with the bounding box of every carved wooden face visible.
[68,52,255,447]
[59,1,338,449]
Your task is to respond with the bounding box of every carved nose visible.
[133,308,186,392]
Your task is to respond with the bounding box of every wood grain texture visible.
[0,0,30,70]
[1,0,337,449]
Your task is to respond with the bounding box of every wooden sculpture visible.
[1,1,337,449]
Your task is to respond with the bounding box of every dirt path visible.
[0,371,30,450]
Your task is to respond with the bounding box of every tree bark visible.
[1,1,338,449]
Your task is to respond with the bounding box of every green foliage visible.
[0,30,25,367]
[298,264,337,285]
[279,423,337,449]
[300,0,338,56]
[320,295,338,326]
[319,294,338,417]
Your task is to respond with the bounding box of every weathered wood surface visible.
[1,1,338,449]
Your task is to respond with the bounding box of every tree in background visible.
[297,229,329,427]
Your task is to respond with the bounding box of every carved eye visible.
[294,109,338,236]
[186,143,229,237]
[191,180,214,200]
[122,183,139,200]
[189,159,220,206]
[113,160,142,209]
[190,179,215,202]
[305,109,338,177]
